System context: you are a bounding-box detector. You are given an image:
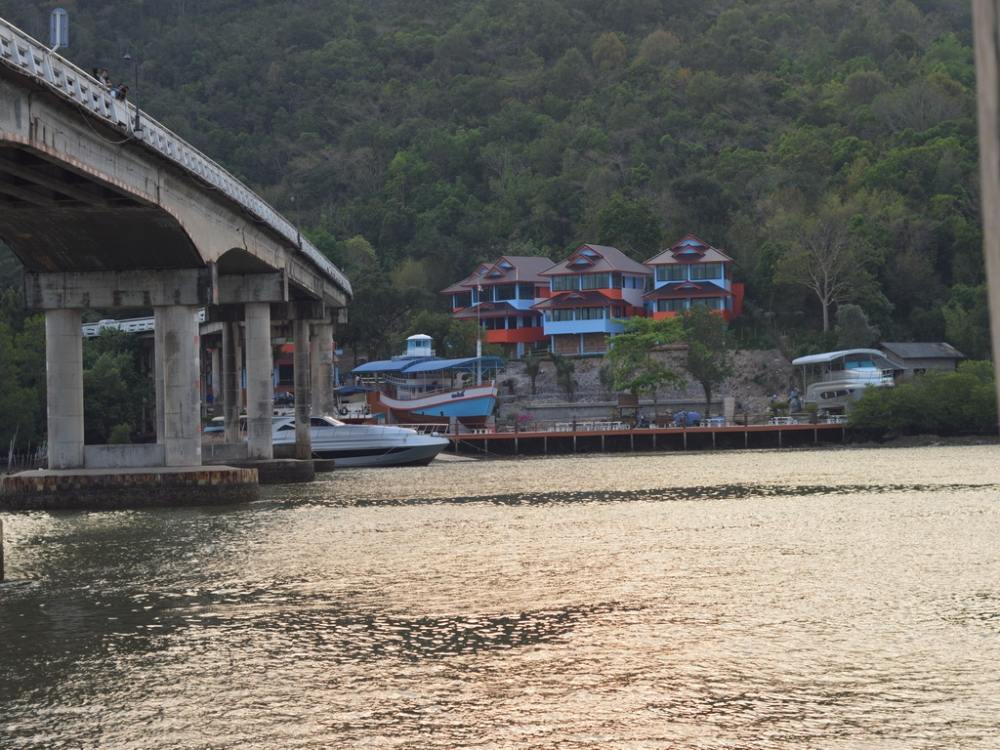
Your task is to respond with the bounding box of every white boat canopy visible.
[791,348,903,368]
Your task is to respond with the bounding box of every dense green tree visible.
[0,0,986,359]
[606,317,683,412]
[835,304,880,348]
[681,307,733,415]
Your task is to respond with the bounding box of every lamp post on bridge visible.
[122,52,141,132]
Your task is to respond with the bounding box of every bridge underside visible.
[0,145,202,272]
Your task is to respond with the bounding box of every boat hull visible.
[273,423,449,468]
[378,385,497,424]
[310,440,447,468]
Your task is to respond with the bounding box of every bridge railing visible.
[0,17,351,299]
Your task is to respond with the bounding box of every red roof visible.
[441,255,554,294]
[541,244,651,277]
[645,234,734,265]
[643,281,732,300]
[532,290,621,310]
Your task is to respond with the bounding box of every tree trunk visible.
[821,298,830,332]
[703,383,712,416]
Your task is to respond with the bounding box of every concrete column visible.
[210,346,221,405]
[45,309,84,469]
[245,303,274,460]
[293,318,312,459]
[222,321,241,443]
[158,305,201,467]
[234,325,245,410]
[310,322,335,417]
[154,310,165,444]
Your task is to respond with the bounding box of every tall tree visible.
[681,306,732,415]
[774,197,875,332]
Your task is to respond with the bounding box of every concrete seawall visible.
[0,465,258,510]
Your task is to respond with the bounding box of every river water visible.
[1,445,999,749]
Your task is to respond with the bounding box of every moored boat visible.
[350,334,504,426]
[792,348,904,414]
[271,415,449,467]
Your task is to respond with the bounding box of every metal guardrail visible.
[80,309,207,337]
[0,17,351,299]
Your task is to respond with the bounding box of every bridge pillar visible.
[154,315,165,445]
[310,321,335,417]
[210,347,221,405]
[45,309,84,469]
[158,305,201,467]
[222,321,241,443]
[293,318,312,459]
[245,303,274,460]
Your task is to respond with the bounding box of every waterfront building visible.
[643,234,744,321]
[441,255,553,359]
[534,244,651,356]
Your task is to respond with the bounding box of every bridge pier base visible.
[45,308,85,469]
[245,303,274,460]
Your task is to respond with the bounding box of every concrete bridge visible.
[0,17,350,494]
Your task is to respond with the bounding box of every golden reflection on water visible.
[2,445,1000,749]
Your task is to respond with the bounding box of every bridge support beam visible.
[158,305,201,467]
[293,318,312,460]
[245,303,274,460]
[310,321,335,417]
[222,321,241,443]
[45,309,84,469]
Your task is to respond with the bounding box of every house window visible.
[494,284,516,301]
[551,275,578,292]
[656,299,687,312]
[517,283,534,299]
[656,266,687,282]
[690,297,724,309]
[579,307,607,320]
[278,364,294,385]
[689,263,722,280]
[453,292,472,308]
[580,273,610,290]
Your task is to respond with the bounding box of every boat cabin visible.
[791,348,904,414]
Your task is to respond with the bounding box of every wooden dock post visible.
[1,518,4,582]
[974,0,1000,419]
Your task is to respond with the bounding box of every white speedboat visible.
[271,415,449,468]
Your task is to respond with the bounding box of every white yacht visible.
[792,348,905,414]
[271,415,449,468]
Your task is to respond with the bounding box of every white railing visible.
[80,309,206,337]
[0,17,351,299]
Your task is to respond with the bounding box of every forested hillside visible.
[0,0,987,358]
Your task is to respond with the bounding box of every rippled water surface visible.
[2,445,1000,749]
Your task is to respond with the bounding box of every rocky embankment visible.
[496,349,797,423]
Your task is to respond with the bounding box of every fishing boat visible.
[792,348,904,414]
[271,415,449,467]
[350,334,504,425]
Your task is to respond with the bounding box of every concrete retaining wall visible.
[202,442,250,463]
[84,444,166,469]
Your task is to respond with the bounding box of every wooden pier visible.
[446,422,848,457]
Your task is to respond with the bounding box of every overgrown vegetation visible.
[0,0,985,358]
[849,360,997,434]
